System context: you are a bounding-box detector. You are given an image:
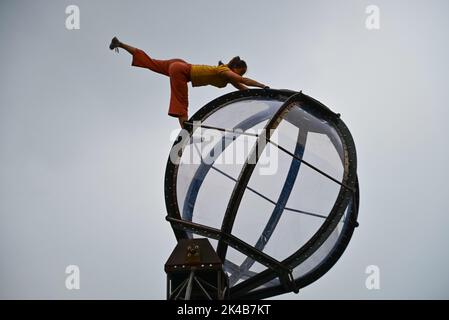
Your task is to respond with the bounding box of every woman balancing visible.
[109,37,269,128]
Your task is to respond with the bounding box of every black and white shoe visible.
[109,36,120,53]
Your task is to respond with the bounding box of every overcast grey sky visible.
[1,0,448,299]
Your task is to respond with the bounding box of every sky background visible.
[0,0,448,299]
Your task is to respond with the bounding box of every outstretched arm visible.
[241,77,267,88]
[224,71,267,90]
[231,82,249,91]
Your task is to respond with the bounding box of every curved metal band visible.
[216,92,303,261]
[229,127,307,284]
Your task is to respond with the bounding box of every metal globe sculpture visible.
[164,89,359,300]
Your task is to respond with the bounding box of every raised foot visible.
[109,36,120,52]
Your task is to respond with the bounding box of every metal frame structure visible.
[165,238,228,300]
[164,89,359,299]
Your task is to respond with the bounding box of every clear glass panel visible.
[227,102,347,287]
[293,201,350,278]
[176,99,284,226]
[212,120,268,180]
[201,99,283,129]
[283,106,344,161]
[232,186,277,247]
[248,201,351,293]
[188,167,235,229]
[233,104,344,250]
[224,247,248,274]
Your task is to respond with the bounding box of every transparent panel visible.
[293,201,350,278]
[224,247,248,275]
[176,99,283,226]
[212,120,268,180]
[189,167,235,228]
[232,186,277,247]
[283,106,344,161]
[248,201,351,293]
[201,99,283,129]
[225,102,346,288]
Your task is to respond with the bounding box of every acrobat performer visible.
[109,37,269,128]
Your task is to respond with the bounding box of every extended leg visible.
[109,36,137,55]
[110,37,188,77]
[118,41,137,55]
